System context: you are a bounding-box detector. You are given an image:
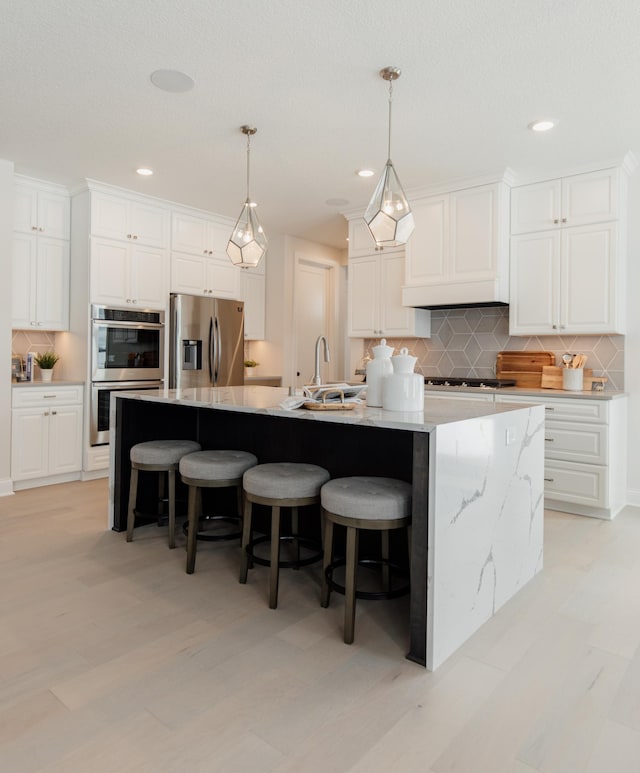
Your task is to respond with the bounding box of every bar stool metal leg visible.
[239,497,253,583]
[186,485,199,574]
[126,466,139,543]
[320,515,334,608]
[168,469,176,549]
[269,505,282,609]
[381,530,390,593]
[344,525,359,645]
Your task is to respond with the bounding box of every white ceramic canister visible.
[382,347,424,411]
[365,338,394,407]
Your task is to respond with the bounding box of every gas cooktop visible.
[424,377,516,389]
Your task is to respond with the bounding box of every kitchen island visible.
[110,386,545,670]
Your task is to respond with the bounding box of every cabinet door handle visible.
[544,477,554,482]
[43,395,56,398]
[562,218,567,223]
[545,406,555,411]
[127,234,132,239]
[51,410,57,415]
[37,322,43,326]
[544,437,554,442]
[552,324,557,329]
[553,219,559,224]
[31,225,38,230]
[44,411,49,416]
[203,250,208,255]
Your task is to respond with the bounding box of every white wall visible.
[0,159,15,495]
[625,172,640,506]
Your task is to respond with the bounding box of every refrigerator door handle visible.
[214,315,222,384]
[208,316,214,384]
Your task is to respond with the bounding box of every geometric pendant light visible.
[364,67,414,246]
[227,125,268,269]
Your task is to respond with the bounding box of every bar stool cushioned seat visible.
[240,462,330,609]
[180,450,258,574]
[126,439,202,548]
[320,476,412,645]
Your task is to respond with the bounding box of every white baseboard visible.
[81,469,109,481]
[0,478,14,497]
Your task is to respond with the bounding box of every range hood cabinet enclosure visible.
[400,180,510,310]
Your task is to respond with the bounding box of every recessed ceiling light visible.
[325,197,350,206]
[150,69,194,93]
[357,169,375,178]
[136,168,153,176]
[528,120,555,132]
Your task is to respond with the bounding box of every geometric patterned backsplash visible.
[364,307,625,391]
[11,329,57,360]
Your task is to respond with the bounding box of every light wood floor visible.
[1,479,640,772]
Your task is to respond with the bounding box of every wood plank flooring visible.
[1,479,640,772]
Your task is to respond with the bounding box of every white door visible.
[404,194,448,285]
[561,169,618,227]
[294,258,336,387]
[48,405,83,475]
[379,253,415,336]
[11,410,49,480]
[90,238,129,305]
[509,231,559,335]
[35,237,70,330]
[11,234,36,328]
[130,245,168,309]
[347,255,378,337]
[171,253,207,295]
[510,180,561,234]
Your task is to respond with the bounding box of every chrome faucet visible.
[310,335,331,386]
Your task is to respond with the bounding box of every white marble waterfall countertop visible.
[114,385,539,433]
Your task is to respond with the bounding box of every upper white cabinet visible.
[90,237,169,309]
[348,252,430,338]
[90,192,169,248]
[509,166,626,336]
[12,234,70,330]
[402,181,510,308]
[14,182,70,240]
[347,218,391,257]
[172,211,231,256]
[241,261,266,340]
[171,253,241,300]
[510,169,618,235]
[12,178,70,331]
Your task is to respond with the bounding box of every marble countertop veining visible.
[114,385,539,434]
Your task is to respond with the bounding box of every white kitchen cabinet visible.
[172,211,231,256]
[402,182,510,307]
[12,386,83,488]
[509,222,621,335]
[12,233,70,330]
[241,263,265,340]
[510,168,619,235]
[347,218,393,258]
[495,394,627,519]
[171,252,241,300]
[90,192,169,247]
[90,237,169,309]
[14,181,70,240]
[348,252,430,338]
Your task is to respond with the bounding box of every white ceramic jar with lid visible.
[382,347,424,411]
[365,338,394,407]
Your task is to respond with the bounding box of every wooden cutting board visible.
[496,351,556,388]
[541,365,594,389]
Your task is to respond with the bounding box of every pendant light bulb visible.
[364,67,414,247]
[227,125,268,269]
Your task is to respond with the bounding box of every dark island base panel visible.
[113,398,429,666]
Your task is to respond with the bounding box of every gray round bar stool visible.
[126,439,202,548]
[320,476,412,645]
[180,450,258,574]
[240,462,331,609]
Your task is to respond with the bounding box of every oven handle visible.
[92,320,164,330]
[208,317,214,384]
[214,315,221,384]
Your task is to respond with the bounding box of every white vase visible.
[39,369,53,382]
[365,338,394,407]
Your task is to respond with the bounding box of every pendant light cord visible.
[387,78,393,162]
[246,132,251,203]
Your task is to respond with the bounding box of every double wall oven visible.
[90,305,165,445]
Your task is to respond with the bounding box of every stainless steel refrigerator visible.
[169,294,245,389]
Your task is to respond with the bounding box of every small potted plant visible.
[34,351,60,382]
[244,359,259,378]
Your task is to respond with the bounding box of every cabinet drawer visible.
[496,395,608,423]
[543,459,608,508]
[12,385,83,408]
[544,421,608,464]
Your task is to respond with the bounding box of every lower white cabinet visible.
[495,394,627,519]
[11,386,83,488]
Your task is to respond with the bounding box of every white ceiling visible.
[2,0,640,248]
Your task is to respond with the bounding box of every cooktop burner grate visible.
[424,377,516,388]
